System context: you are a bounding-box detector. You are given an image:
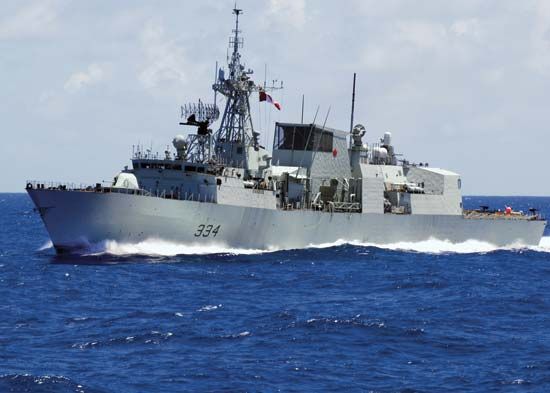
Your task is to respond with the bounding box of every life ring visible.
[26,182,33,189]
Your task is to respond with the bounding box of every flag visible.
[259,91,281,110]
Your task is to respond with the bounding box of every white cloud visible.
[266,0,306,29]
[362,44,391,70]
[395,21,448,50]
[361,21,449,70]
[138,20,187,91]
[0,0,62,39]
[527,1,550,75]
[451,18,482,40]
[481,68,505,84]
[362,17,488,71]
[64,64,106,93]
[37,89,68,117]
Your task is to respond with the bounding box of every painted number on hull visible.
[194,224,221,238]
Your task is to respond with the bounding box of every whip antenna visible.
[349,73,356,148]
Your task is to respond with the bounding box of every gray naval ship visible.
[27,8,545,253]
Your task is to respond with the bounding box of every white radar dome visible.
[113,173,139,189]
[172,135,187,149]
[372,146,388,160]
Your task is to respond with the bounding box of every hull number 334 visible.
[194,224,221,237]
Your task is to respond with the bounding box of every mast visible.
[349,73,356,147]
[301,94,305,123]
[212,7,259,169]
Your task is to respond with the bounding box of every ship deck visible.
[25,181,545,222]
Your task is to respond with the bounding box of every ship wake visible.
[84,239,272,257]
[348,236,550,254]
[37,240,53,251]
[42,236,550,257]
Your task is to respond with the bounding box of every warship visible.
[27,8,545,253]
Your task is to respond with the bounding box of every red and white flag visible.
[259,91,281,110]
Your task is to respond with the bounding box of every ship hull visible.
[28,189,546,253]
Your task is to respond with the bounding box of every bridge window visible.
[274,124,333,152]
[316,132,333,152]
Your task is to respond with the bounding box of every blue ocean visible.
[1,193,549,392]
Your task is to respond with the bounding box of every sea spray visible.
[84,238,271,257]
[70,236,550,257]
[37,240,53,251]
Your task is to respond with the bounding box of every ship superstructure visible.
[26,8,546,252]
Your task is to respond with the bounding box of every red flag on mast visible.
[259,91,281,110]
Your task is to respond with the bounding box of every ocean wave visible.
[354,238,504,254]
[197,304,222,312]
[302,316,387,330]
[85,237,497,256]
[37,240,53,251]
[533,236,550,252]
[303,237,550,255]
[50,235,550,258]
[72,330,174,349]
[84,238,272,257]
[0,374,91,393]
[222,330,251,339]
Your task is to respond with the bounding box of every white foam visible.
[539,236,550,248]
[85,238,272,257]
[359,238,500,254]
[529,236,550,253]
[299,237,500,254]
[311,236,550,254]
[353,236,550,254]
[305,239,350,249]
[197,304,222,312]
[75,235,550,257]
[37,240,53,251]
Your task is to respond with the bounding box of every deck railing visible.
[25,180,217,204]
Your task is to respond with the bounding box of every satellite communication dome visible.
[172,135,187,149]
[372,146,388,160]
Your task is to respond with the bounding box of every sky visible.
[1,0,550,195]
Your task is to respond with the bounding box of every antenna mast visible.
[350,73,356,133]
[301,94,305,123]
[212,7,260,170]
[209,7,283,175]
[349,73,357,149]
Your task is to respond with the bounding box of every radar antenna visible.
[178,100,219,164]
[181,100,220,123]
